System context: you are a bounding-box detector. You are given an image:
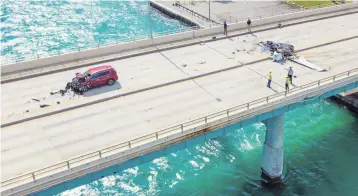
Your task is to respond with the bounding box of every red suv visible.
[73,65,118,92]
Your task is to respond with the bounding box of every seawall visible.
[331,88,358,114]
[149,0,200,27]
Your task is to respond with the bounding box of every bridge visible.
[1,5,358,196]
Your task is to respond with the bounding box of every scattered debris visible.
[50,79,86,96]
[238,61,245,65]
[50,89,66,96]
[212,36,216,40]
[57,101,61,104]
[247,45,258,54]
[40,104,50,108]
[181,64,187,67]
[25,110,29,113]
[145,107,153,112]
[260,41,325,71]
[32,98,40,102]
[197,61,206,65]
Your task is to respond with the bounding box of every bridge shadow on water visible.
[82,81,122,97]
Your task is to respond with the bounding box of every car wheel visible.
[81,86,88,92]
[107,79,115,86]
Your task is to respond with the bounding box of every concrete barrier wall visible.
[152,31,193,45]
[2,3,357,74]
[195,26,222,37]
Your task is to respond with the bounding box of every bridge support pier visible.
[261,114,284,185]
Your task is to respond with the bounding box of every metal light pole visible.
[208,0,211,21]
[149,4,153,39]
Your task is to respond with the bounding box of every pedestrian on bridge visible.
[288,66,293,83]
[285,76,290,92]
[247,18,251,32]
[267,72,272,88]
[224,21,228,35]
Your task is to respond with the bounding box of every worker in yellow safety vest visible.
[267,72,272,88]
[285,76,290,92]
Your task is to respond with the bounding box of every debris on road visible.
[50,79,86,96]
[32,98,40,102]
[40,104,50,108]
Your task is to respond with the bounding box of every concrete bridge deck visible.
[1,13,358,190]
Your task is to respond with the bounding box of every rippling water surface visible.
[46,100,358,196]
[5,1,358,195]
[0,0,189,62]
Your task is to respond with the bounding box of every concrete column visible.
[261,114,284,184]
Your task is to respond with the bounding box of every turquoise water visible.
[4,1,358,195]
[43,100,358,196]
[0,0,190,62]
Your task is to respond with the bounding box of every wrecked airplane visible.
[260,41,325,72]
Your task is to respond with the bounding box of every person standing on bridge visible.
[288,66,293,83]
[285,75,290,92]
[267,72,272,88]
[247,18,252,32]
[224,21,228,36]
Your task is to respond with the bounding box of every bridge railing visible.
[2,67,358,191]
[2,2,355,66]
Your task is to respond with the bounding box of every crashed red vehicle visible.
[71,65,118,93]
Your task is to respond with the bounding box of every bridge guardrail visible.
[2,67,358,191]
[2,2,355,66]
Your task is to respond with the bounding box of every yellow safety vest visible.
[286,77,290,84]
[268,73,272,80]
